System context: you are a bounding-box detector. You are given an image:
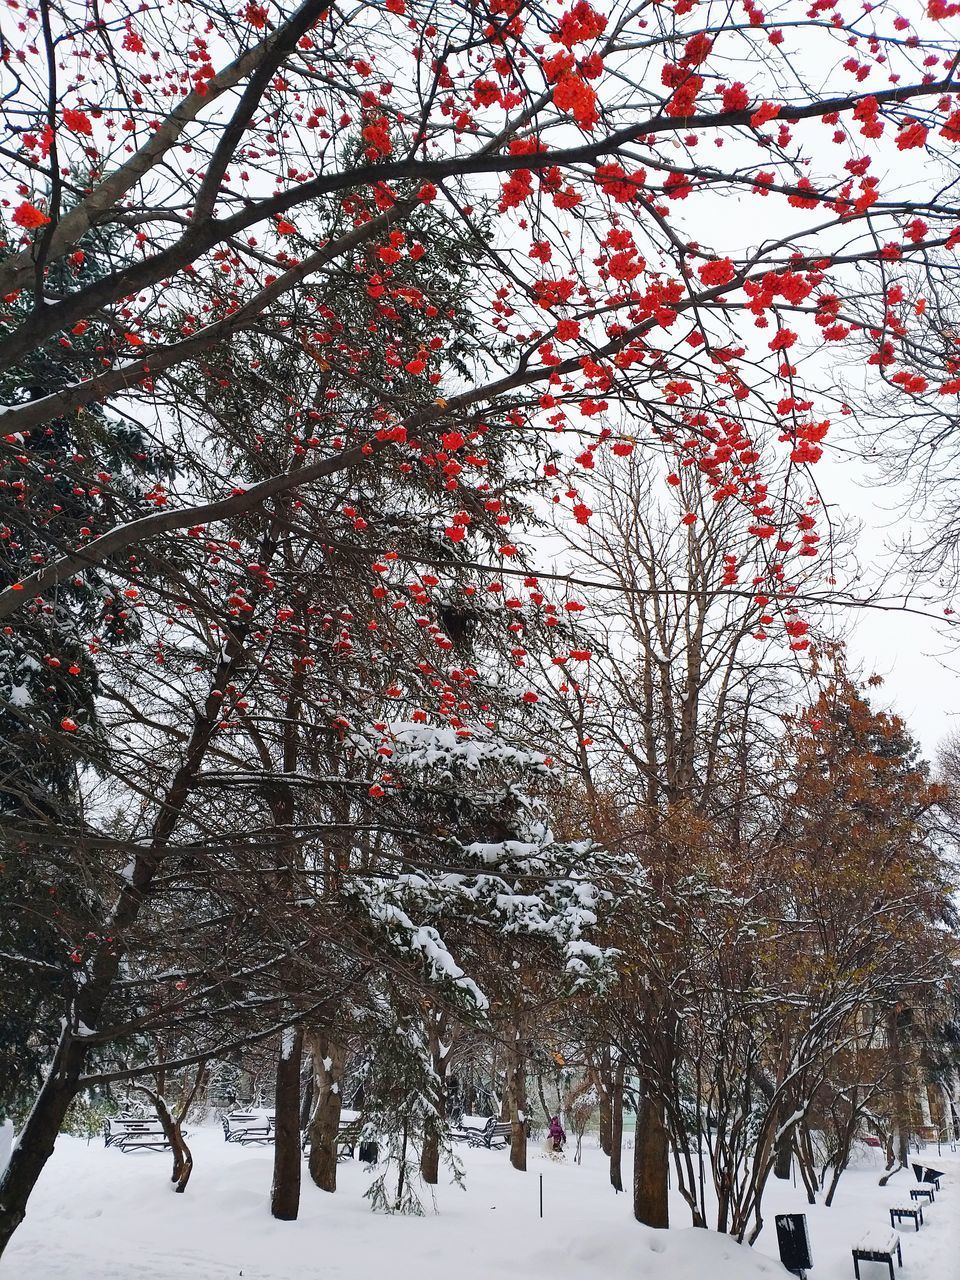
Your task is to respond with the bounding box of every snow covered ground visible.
[3,1127,958,1280]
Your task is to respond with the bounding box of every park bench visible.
[300,1108,362,1157]
[852,1230,902,1280]
[450,1114,490,1143]
[335,1108,361,1157]
[910,1187,935,1205]
[467,1117,513,1149]
[103,1115,176,1153]
[889,1206,922,1230]
[222,1111,275,1145]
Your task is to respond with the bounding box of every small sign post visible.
[775,1213,813,1279]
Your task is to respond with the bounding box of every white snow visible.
[7,682,31,707]
[2,1129,958,1280]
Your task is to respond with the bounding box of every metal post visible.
[539,1174,543,1218]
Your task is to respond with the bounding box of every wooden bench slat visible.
[467,1118,513,1148]
[103,1115,179,1153]
[224,1109,363,1154]
[222,1112,275,1144]
[889,1206,922,1230]
[854,1231,899,1253]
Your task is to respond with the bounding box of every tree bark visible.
[306,1030,344,1193]
[0,1030,86,1253]
[152,1092,194,1193]
[794,1125,818,1204]
[506,1029,527,1172]
[597,1047,613,1158]
[633,1094,669,1228]
[299,1062,314,1132]
[824,1159,844,1207]
[420,1005,451,1185]
[598,1090,612,1156]
[133,1072,202,1195]
[272,1026,304,1220]
[420,1127,441,1186]
[773,1128,793,1180]
[499,1082,511,1121]
[610,1055,626,1193]
[887,1006,911,1169]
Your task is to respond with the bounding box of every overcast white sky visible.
[821,447,960,762]
[666,137,960,764]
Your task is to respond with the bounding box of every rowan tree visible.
[4,0,960,1257]
[0,177,594,1246]
[2,0,960,626]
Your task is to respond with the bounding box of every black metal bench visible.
[222,1112,275,1145]
[468,1117,512,1149]
[450,1115,490,1143]
[910,1187,935,1205]
[852,1230,902,1280]
[335,1116,361,1158]
[889,1206,922,1230]
[300,1110,362,1158]
[103,1115,176,1152]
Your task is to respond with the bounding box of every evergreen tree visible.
[0,213,169,1119]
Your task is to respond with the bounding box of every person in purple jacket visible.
[547,1115,566,1153]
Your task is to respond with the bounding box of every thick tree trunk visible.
[824,1160,844,1207]
[306,1031,344,1193]
[597,1047,613,1158]
[169,1127,193,1193]
[272,1026,304,1220]
[610,1055,626,1193]
[499,1084,511,1121]
[141,1063,206,1195]
[420,1005,450,1185]
[633,1094,669,1228]
[773,1128,793,1180]
[0,1030,85,1256]
[299,1062,314,1132]
[506,1032,527,1172]
[598,1091,612,1156]
[149,1092,194,1194]
[887,1007,911,1168]
[420,1128,440,1185]
[768,1027,793,1183]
